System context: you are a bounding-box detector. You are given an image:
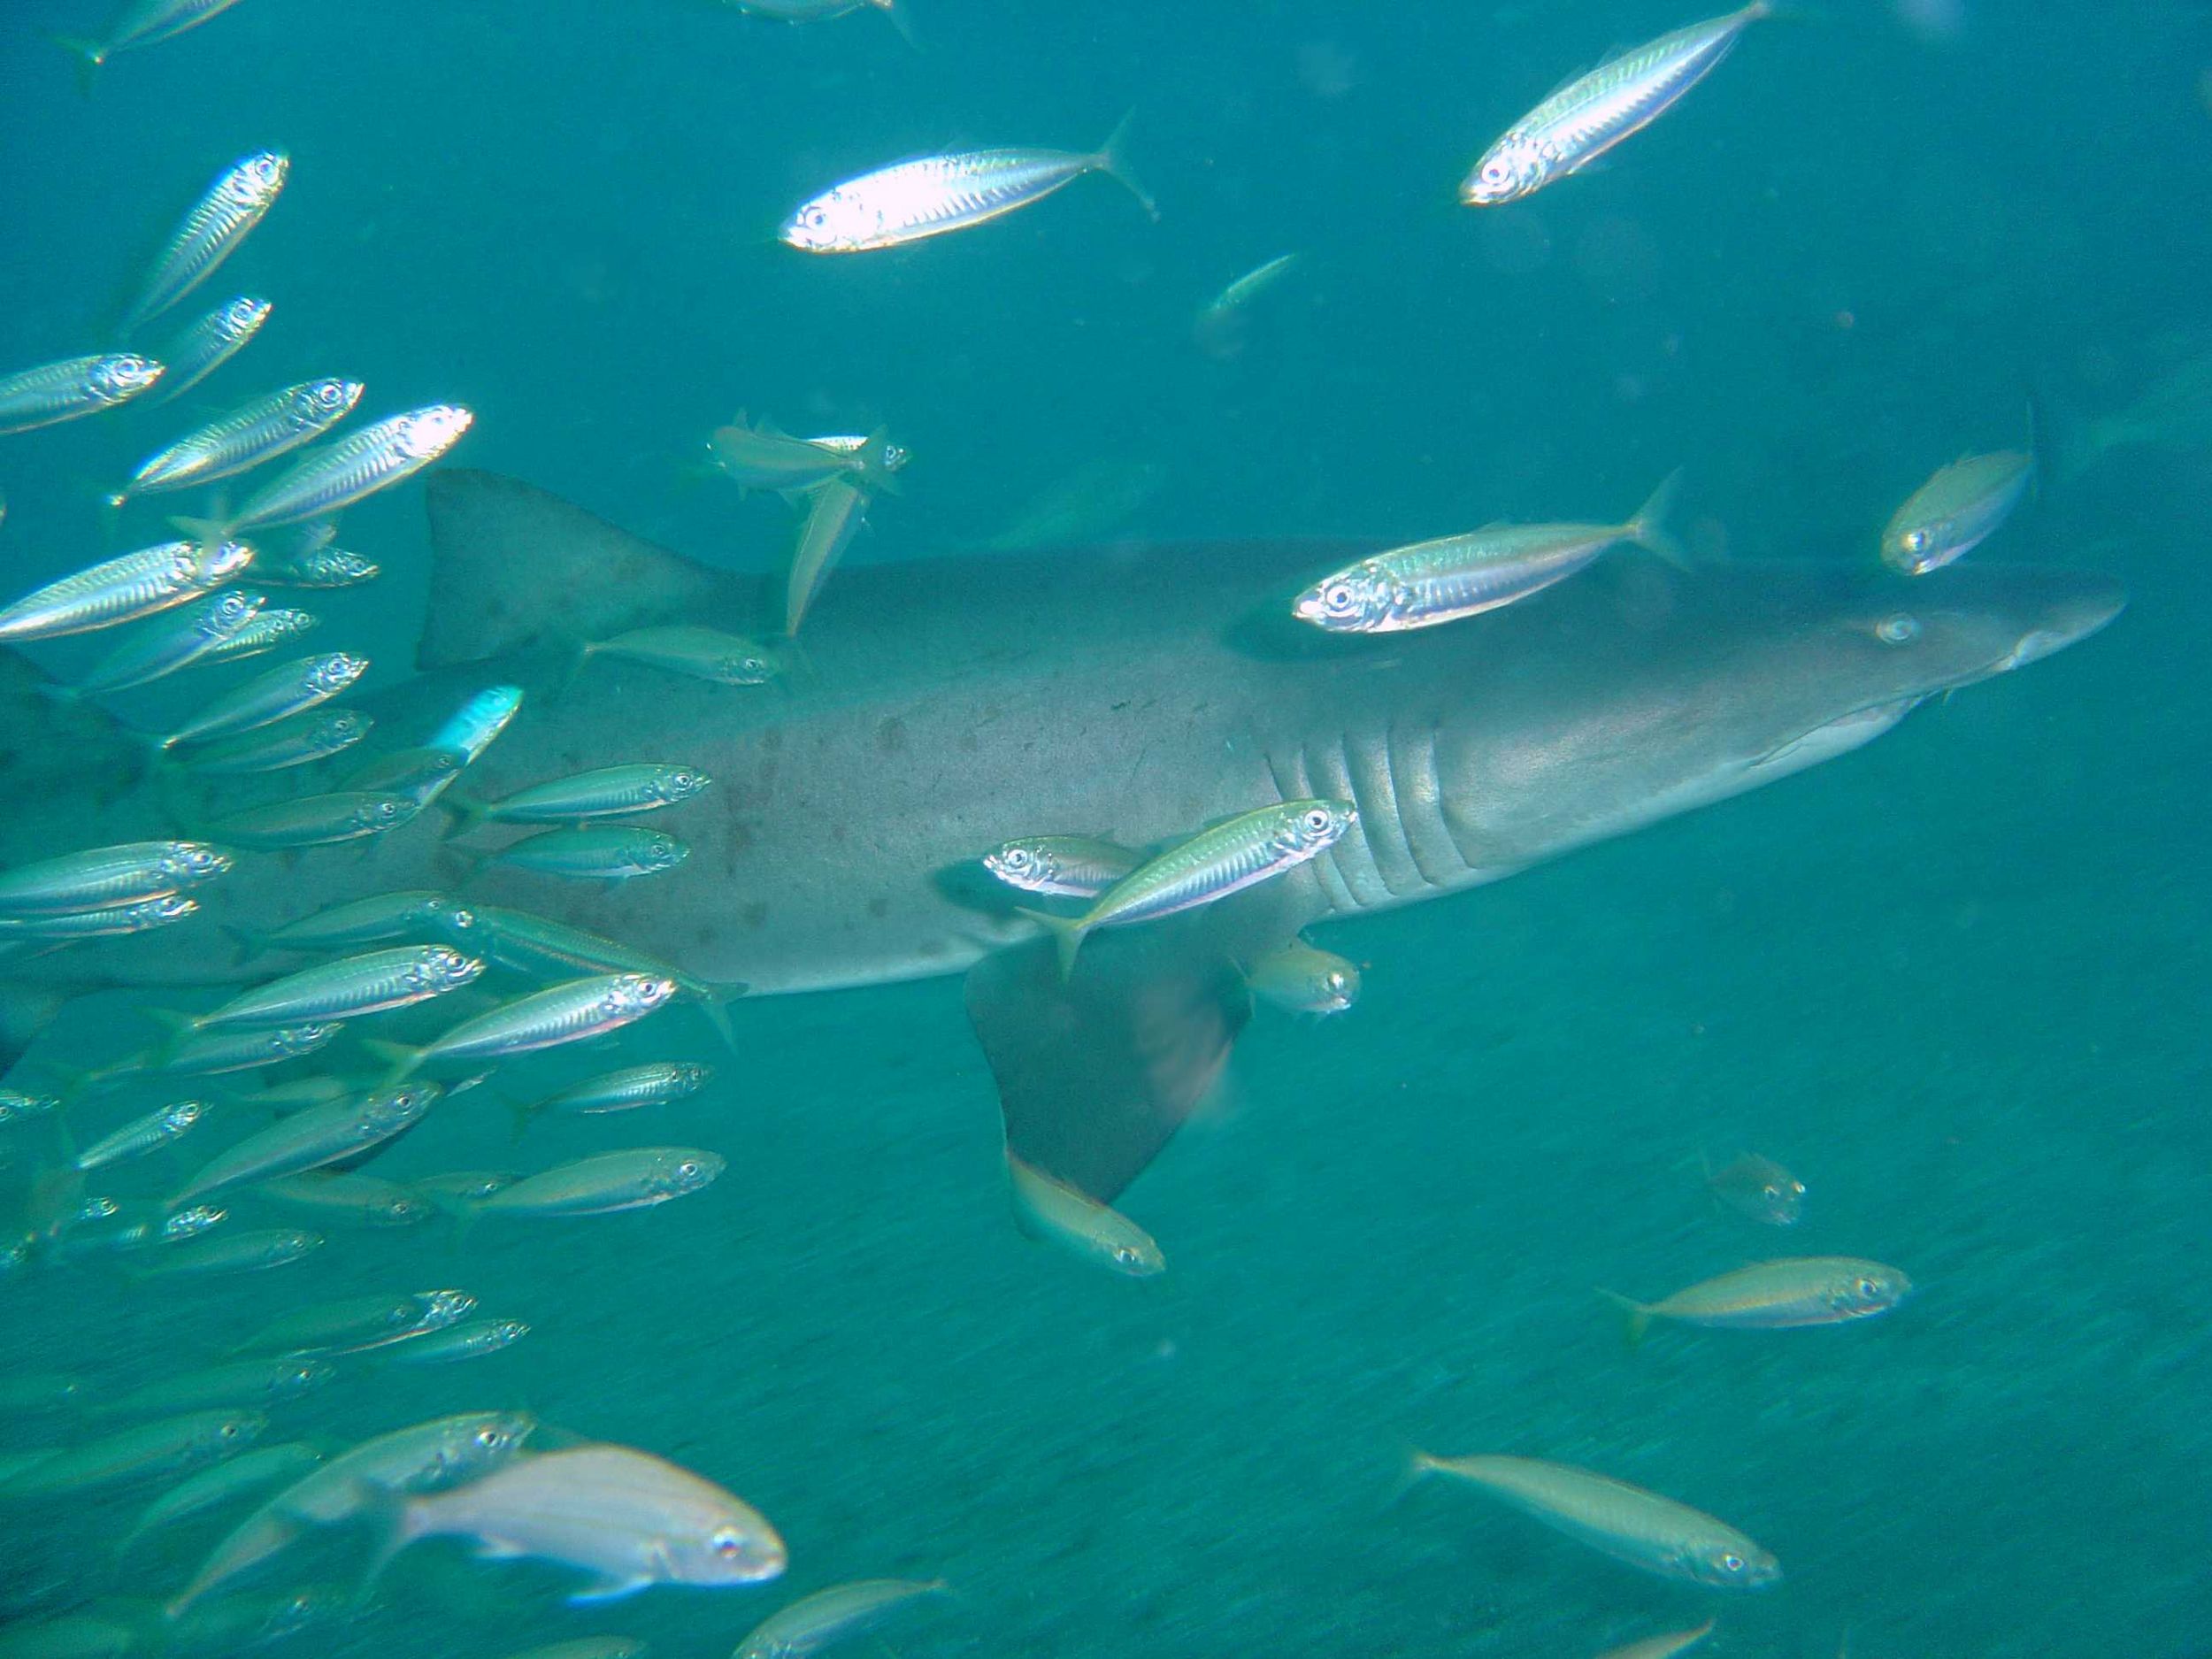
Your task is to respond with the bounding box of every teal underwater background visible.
[0,3,2208,1656]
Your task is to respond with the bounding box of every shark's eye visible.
[1875,613,1919,644]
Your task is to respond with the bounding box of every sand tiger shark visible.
[0,471,2122,1233]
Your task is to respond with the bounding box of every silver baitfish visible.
[233,1287,477,1356]
[1245,938,1360,1015]
[254,542,380,588]
[256,1171,436,1229]
[0,351,165,435]
[376,973,679,1076]
[1021,799,1356,974]
[72,1097,205,1171]
[472,1148,724,1218]
[112,377,363,506]
[172,706,369,774]
[1007,1153,1164,1277]
[510,1061,711,1136]
[50,0,252,88]
[379,1317,530,1365]
[429,684,523,764]
[46,588,265,699]
[199,604,316,664]
[733,1577,951,1659]
[981,835,1140,898]
[226,403,472,530]
[227,889,461,958]
[425,903,740,1043]
[722,0,912,42]
[786,476,867,635]
[1461,3,1772,206]
[119,1441,326,1549]
[0,538,252,642]
[157,649,368,749]
[0,840,230,918]
[780,115,1155,252]
[134,1227,322,1277]
[447,763,712,833]
[0,893,198,942]
[0,1090,62,1128]
[121,150,288,334]
[170,1083,442,1203]
[576,625,782,687]
[92,1356,332,1419]
[192,944,481,1028]
[1881,449,2036,575]
[154,295,271,403]
[482,825,689,881]
[1194,251,1301,358]
[706,415,902,498]
[115,1018,342,1081]
[0,1409,265,1499]
[204,789,422,850]
[1292,476,1683,634]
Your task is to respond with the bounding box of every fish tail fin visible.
[1626,469,1690,569]
[1015,908,1087,980]
[1094,111,1158,222]
[166,511,235,551]
[1597,1287,1652,1348]
[687,980,748,1055]
[360,1038,424,1084]
[46,34,103,96]
[219,923,266,964]
[507,1100,534,1144]
[1391,1448,1447,1503]
[139,1005,203,1064]
[877,0,920,48]
[33,680,83,704]
[437,795,487,841]
[355,1488,424,1609]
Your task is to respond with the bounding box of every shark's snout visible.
[1998,569,2125,672]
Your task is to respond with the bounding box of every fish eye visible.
[473,1427,503,1449]
[1302,807,1333,833]
[1483,159,1510,185]
[677,1159,703,1180]
[803,206,828,231]
[710,1527,746,1558]
[1112,1246,1142,1267]
[1324,582,1358,613]
[1903,528,1930,554]
[1857,1278,1880,1298]
[1875,613,1919,645]
[1720,1553,1745,1575]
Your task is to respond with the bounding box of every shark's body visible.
[0,472,2122,1214]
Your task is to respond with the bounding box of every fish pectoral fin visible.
[566,1573,653,1606]
[472,1536,530,1561]
[964,918,1253,1210]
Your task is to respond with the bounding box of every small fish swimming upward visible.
[1021,799,1356,976]
[1460,4,1772,206]
[121,150,288,334]
[154,296,271,403]
[1293,476,1683,634]
[781,115,1155,252]
[0,351,165,435]
[113,377,363,506]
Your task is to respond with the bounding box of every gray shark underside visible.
[0,471,2123,1210]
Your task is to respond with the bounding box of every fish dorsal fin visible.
[420,470,726,669]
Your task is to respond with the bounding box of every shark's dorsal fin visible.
[421,470,726,669]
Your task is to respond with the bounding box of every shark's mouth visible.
[1750,696,1923,772]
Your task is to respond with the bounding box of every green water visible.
[0,3,2206,1656]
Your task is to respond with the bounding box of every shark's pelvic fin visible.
[964,919,1252,1207]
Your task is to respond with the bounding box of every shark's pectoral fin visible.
[964,919,1253,1207]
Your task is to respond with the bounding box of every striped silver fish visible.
[228,404,472,530]
[157,650,367,750]
[707,416,901,498]
[193,944,481,1028]
[576,625,782,686]
[483,825,689,881]
[1021,799,1355,974]
[115,378,363,505]
[51,0,251,87]
[200,604,316,664]
[0,538,252,642]
[725,0,911,42]
[227,890,459,957]
[135,1228,321,1277]
[787,476,867,634]
[172,1083,442,1204]
[0,893,198,942]
[73,1098,205,1171]
[172,706,369,774]
[1460,3,1771,206]
[471,1147,720,1217]
[0,841,229,918]
[50,588,264,698]
[256,543,379,588]
[426,903,732,1012]
[780,115,1154,252]
[1007,1153,1164,1276]
[379,973,679,1075]
[102,1020,339,1086]
[733,1578,951,1659]
[154,296,270,403]
[430,685,523,764]
[1409,1453,1780,1587]
[204,789,423,851]
[122,151,288,334]
[377,1317,529,1364]
[1292,476,1683,634]
[981,835,1140,898]
[447,762,711,833]
[1245,938,1360,1015]
[511,1062,711,1133]
[0,352,164,435]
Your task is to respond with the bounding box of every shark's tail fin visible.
[46,34,104,97]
